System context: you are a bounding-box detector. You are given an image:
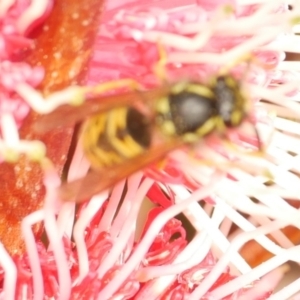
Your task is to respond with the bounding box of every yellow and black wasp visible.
[34,72,251,203]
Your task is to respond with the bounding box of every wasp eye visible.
[169,91,216,135]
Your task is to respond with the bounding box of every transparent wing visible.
[34,86,170,134]
[58,139,184,203]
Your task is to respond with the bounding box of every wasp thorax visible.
[169,90,217,135]
[155,88,216,138]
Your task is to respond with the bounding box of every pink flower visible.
[1,0,300,299]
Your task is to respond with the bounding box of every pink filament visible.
[0,0,49,128]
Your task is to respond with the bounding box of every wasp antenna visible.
[153,41,169,82]
[254,125,264,153]
[219,52,253,76]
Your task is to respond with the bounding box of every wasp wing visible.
[58,139,184,203]
[34,86,170,134]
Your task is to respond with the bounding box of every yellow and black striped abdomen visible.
[81,107,152,169]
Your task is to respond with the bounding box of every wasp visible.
[35,74,251,203]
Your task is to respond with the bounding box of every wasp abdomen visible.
[126,107,152,148]
[82,107,152,169]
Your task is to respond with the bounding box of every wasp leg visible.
[72,78,144,105]
[187,148,272,179]
[90,78,142,94]
[222,137,265,158]
[219,138,273,178]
